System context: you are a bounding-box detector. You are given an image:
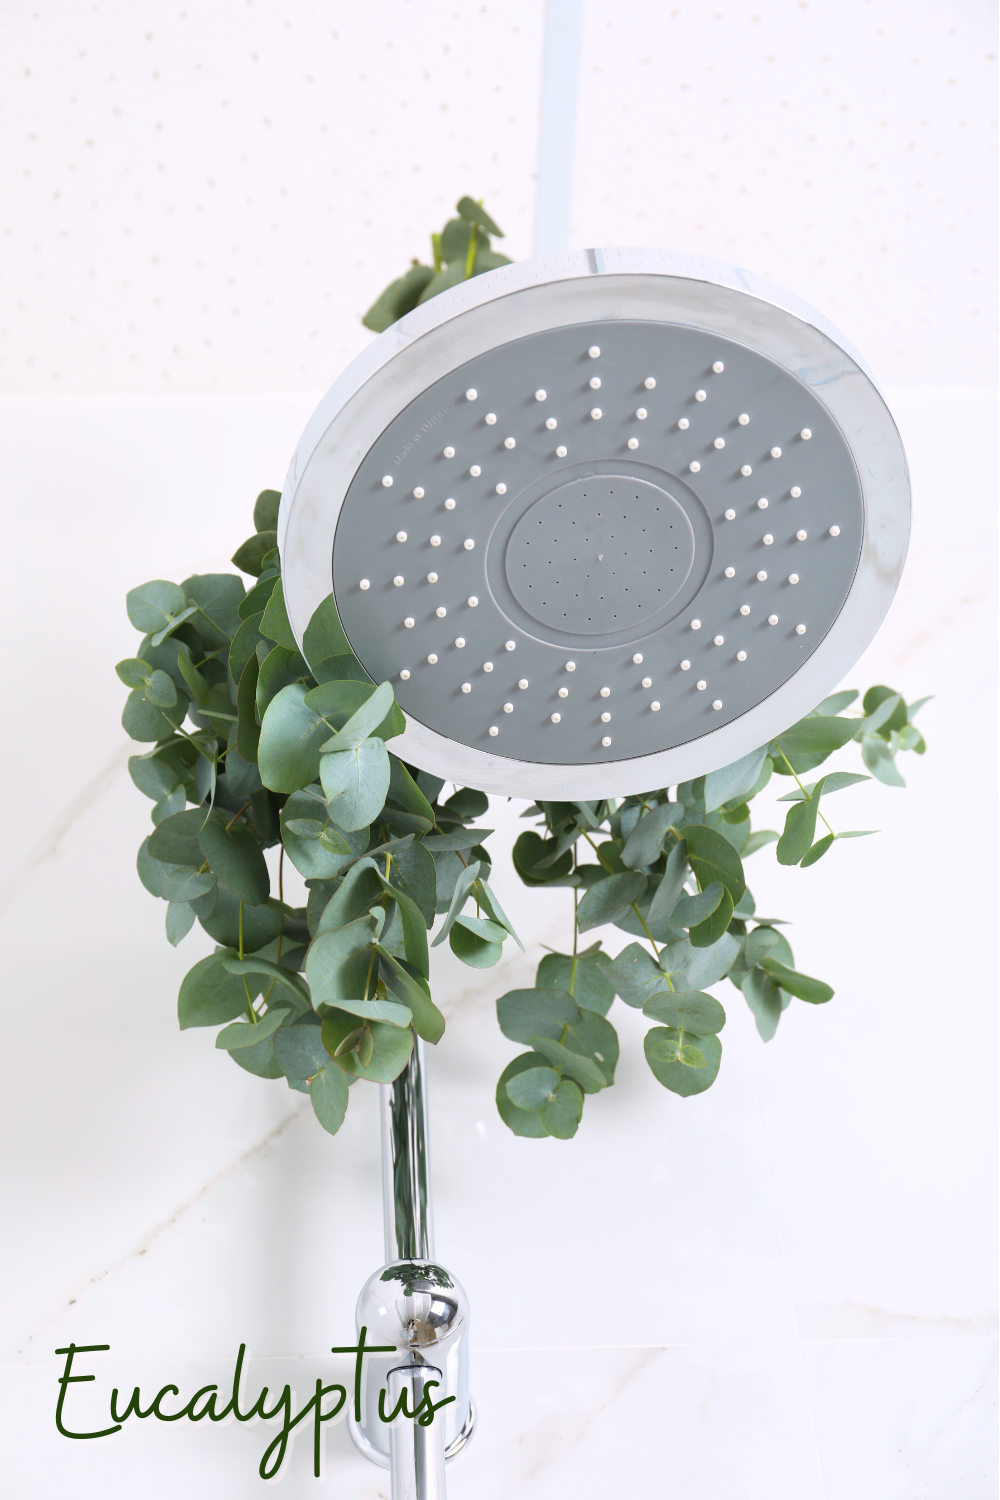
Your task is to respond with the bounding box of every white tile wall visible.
[1,384,996,1494]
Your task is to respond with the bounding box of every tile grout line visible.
[739,1005,832,1500]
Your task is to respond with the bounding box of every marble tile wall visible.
[1,385,996,1495]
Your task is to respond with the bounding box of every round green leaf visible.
[495,1053,550,1138]
[320,738,390,831]
[644,1026,722,1096]
[116,658,152,689]
[280,790,355,880]
[198,885,281,950]
[449,920,503,968]
[145,669,178,708]
[162,868,217,902]
[228,1035,283,1078]
[126,580,187,634]
[689,885,735,948]
[540,1079,585,1139]
[258,683,331,794]
[320,1010,413,1083]
[178,952,251,1030]
[137,837,180,898]
[642,990,727,1035]
[506,1066,560,1112]
[682,825,746,903]
[496,987,580,1045]
[121,688,187,743]
[199,819,270,906]
[149,808,215,866]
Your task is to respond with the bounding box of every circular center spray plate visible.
[331,320,864,765]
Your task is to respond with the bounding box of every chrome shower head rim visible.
[279,247,909,800]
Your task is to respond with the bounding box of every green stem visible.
[431,232,442,273]
[260,846,286,1009]
[464,223,478,278]
[238,902,256,1022]
[362,946,377,1004]
[580,829,660,960]
[225,801,252,831]
[772,744,836,838]
[568,850,579,996]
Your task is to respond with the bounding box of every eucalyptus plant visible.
[118,198,928,1144]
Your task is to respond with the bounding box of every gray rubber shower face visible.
[280,250,909,800]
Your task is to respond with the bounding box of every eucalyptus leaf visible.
[220,954,311,1011]
[688,885,734,948]
[776,779,827,866]
[320,738,391,831]
[682,825,745,903]
[800,833,836,866]
[320,1010,413,1082]
[305,678,404,742]
[126,579,187,634]
[177,951,252,1029]
[259,578,298,651]
[861,734,906,787]
[376,948,446,1043]
[671,883,725,930]
[620,802,685,869]
[199,819,270,905]
[496,987,580,1044]
[644,1027,722,1096]
[576,871,647,933]
[703,746,770,812]
[280,789,354,880]
[529,1035,606,1093]
[646,841,689,931]
[506,1066,561,1113]
[537,947,614,1015]
[309,1062,350,1136]
[272,1019,329,1093]
[302,593,352,667]
[258,683,331,793]
[496,1053,550,1137]
[162,868,217,903]
[604,944,669,1009]
[449,920,503,968]
[320,681,395,752]
[165,902,196,946]
[306,918,377,1009]
[323,997,412,1027]
[643,990,726,1034]
[540,1078,584,1139]
[182,573,246,649]
[777,771,870,801]
[431,859,481,947]
[759,957,833,1004]
[660,932,740,989]
[741,967,784,1041]
[771,715,858,773]
[216,1006,290,1051]
[116,657,152,689]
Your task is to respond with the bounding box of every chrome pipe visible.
[348,1041,475,1494]
[386,1362,447,1500]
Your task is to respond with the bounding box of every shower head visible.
[279,248,909,799]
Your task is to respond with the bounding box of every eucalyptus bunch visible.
[492,684,926,1139]
[117,196,929,1144]
[118,508,524,1138]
